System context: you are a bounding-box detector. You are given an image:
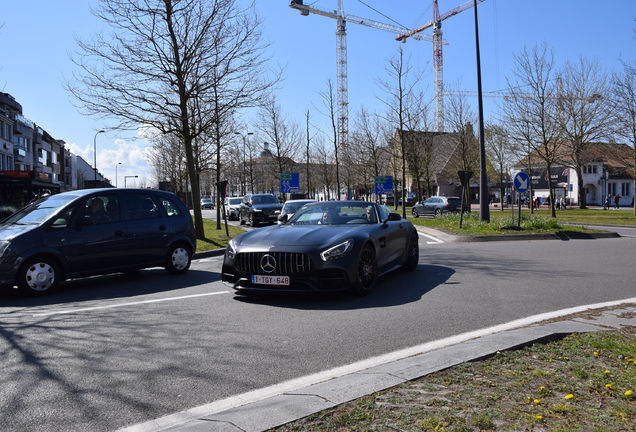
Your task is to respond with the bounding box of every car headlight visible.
[320,239,353,261]
[0,241,9,257]
[252,208,263,212]
[226,239,237,260]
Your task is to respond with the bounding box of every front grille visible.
[235,252,315,275]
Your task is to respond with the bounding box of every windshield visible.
[252,195,278,204]
[2,194,77,225]
[288,202,378,225]
[228,198,242,205]
[283,201,311,214]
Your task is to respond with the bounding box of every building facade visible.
[0,92,108,218]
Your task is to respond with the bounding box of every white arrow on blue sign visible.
[513,172,530,193]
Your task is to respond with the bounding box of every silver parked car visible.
[224,197,243,220]
[411,196,465,217]
[276,199,317,224]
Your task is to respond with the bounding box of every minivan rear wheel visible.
[18,256,61,296]
[165,243,191,275]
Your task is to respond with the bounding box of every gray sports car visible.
[221,201,419,295]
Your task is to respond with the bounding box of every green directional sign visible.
[375,176,386,183]
[280,173,292,181]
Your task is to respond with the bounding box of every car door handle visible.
[115,230,125,236]
[159,225,167,231]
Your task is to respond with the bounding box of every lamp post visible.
[93,130,105,183]
[124,175,138,188]
[115,162,122,187]
[234,131,253,195]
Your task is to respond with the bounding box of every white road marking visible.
[117,297,636,432]
[32,291,230,317]
[418,232,445,244]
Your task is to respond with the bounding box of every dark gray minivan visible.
[0,188,196,296]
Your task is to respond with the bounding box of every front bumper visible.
[221,252,354,292]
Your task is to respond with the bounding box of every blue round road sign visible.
[513,172,530,193]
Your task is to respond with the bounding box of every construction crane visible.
[289,0,443,149]
[397,0,487,133]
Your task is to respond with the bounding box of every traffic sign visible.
[513,172,530,193]
[280,173,299,192]
[374,176,393,195]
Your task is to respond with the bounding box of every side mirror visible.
[278,214,288,222]
[385,213,401,223]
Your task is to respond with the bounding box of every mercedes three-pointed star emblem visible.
[260,254,276,273]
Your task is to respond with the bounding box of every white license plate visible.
[251,275,290,285]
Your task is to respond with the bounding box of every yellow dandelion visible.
[606,384,612,388]
[565,394,574,400]
[536,415,543,420]
[605,370,611,374]
[533,399,540,404]
[626,390,634,396]
[540,386,545,389]
[564,356,569,360]
[593,351,599,356]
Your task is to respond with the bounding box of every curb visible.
[414,225,621,242]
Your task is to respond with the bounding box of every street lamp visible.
[234,131,253,195]
[93,130,105,183]
[124,175,138,188]
[115,162,122,187]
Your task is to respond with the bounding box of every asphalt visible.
[116,223,631,432]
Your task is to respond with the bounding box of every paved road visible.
[1,229,634,432]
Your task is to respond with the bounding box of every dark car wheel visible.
[405,232,419,271]
[248,213,258,227]
[18,256,61,296]
[165,243,191,275]
[434,208,442,217]
[351,244,378,296]
[412,208,419,218]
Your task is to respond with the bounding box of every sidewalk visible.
[118,299,636,432]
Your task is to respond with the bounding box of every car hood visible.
[0,223,40,240]
[236,224,363,248]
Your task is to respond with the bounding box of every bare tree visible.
[444,83,479,208]
[503,43,563,217]
[609,60,636,215]
[65,0,275,238]
[147,134,188,193]
[350,106,391,201]
[316,79,341,199]
[377,47,428,218]
[484,122,515,210]
[557,56,613,209]
[254,96,301,197]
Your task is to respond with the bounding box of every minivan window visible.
[82,194,120,224]
[159,196,182,217]
[127,193,160,220]
[3,195,77,225]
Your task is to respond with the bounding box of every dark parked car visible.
[223,201,419,296]
[200,198,214,209]
[239,193,283,227]
[398,197,416,206]
[0,188,196,296]
[411,196,464,217]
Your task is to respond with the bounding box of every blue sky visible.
[1,0,634,186]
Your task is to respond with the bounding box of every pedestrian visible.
[604,194,612,210]
[614,193,621,209]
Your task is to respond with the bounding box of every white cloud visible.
[66,138,153,187]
